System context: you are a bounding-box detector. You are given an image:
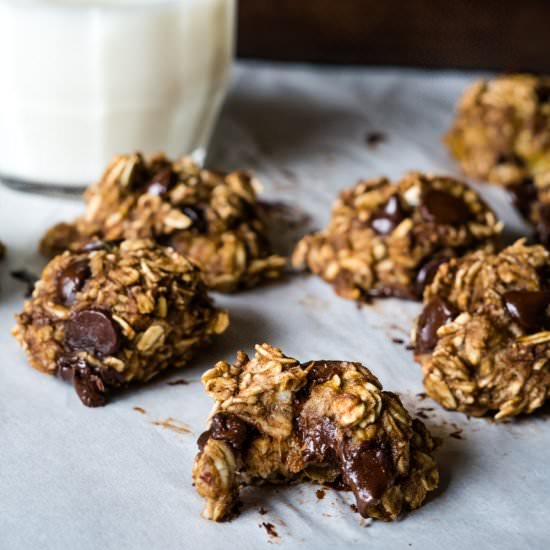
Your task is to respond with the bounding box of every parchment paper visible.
[1,62,548,550]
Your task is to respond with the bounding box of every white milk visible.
[0,0,235,188]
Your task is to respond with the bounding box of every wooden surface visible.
[237,0,550,71]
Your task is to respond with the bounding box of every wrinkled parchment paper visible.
[1,63,548,550]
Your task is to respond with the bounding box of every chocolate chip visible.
[415,297,457,353]
[73,370,109,407]
[507,179,537,220]
[144,167,174,196]
[420,189,472,225]
[65,309,120,357]
[305,360,345,385]
[503,290,550,332]
[76,239,121,253]
[56,260,90,305]
[298,415,338,464]
[56,354,109,407]
[368,195,406,235]
[56,353,85,383]
[536,203,550,248]
[198,413,252,452]
[414,256,450,298]
[181,205,209,234]
[211,413,251,450]
[341,439,395,517]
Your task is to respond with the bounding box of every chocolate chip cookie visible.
[445,75,550,248]
[40,153,286,292]
[445,74,550,186]
[13,239,228,406]
[292,172,501,301]
[412,239,550,419]
[193,344,439,521]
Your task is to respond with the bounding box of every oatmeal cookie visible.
[192,344,439,522]
[292,172,501,301]
[445,75,550,247]
[412,240,550,419]
[40,153,286,292]
[13,239,228,406]
[445,74,550,186]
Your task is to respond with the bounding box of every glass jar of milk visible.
[0,0,235,193]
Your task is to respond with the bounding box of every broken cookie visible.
[13,239,228,406]
[40,153,286,292]
[412,239,550,419]
[192,344,439,521]
[292,172,501,301]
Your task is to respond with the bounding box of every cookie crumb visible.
[365,131,387,149]
[260,522,279,539]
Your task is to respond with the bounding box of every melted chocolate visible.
[503,290,550,332]
[72,371,108,407]
[56,260,91,305]
[198,413,252,452]
[414,256,449,298]
[305,360,346,386]
[415,297,457,352]
[297,410,396,517]
[298,415,339,464]
[340,439,395,517]
[420,189,472,225]
[368,195,406,235]
[56,354,124,407]
[65,309,121,357]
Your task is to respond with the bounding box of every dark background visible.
[237,0,550,71]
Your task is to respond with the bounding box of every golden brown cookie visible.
[40,153,286,292]
[14,239,228,406]
[292,172,501,301]
[412,240,550,419]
